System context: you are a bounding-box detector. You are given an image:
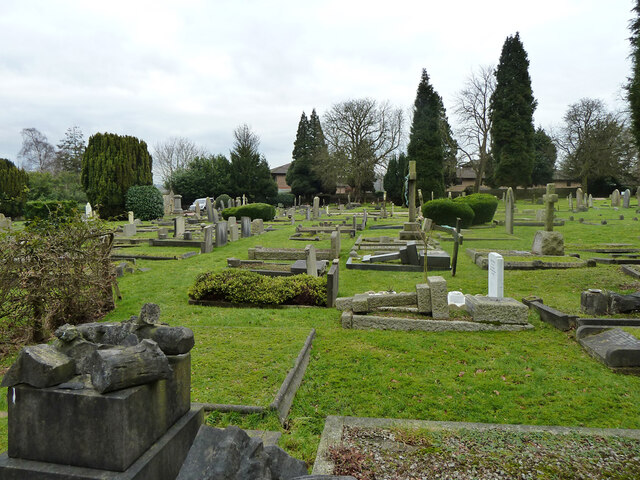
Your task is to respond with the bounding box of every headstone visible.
[212,208,220,224]
[227,216,236,226]
[173,194,183,213]
[305,245,318,277]
[612,189,621,207]
[241,216,251,237]
[201,225,213,253]
[531,230,564,255]
[623,189,631,208]
[194,201,201,219]
[447,191,452,199]
[361,209,367,230]
[184,231,193,240]
[205,197,214,222]
[583,192,588,209]
[391,203,394,217]
[157,227,168,240]
[331,230,341,259]
[408,161,417,222]
[235,196,241,207]
[488,252,504,299]
[576,188,583,210]
[325,205,329,215]
[417,189,424,209]
[568,193,574,211]
[306,207,311,221]
[251,218,264,235]
[163,192,173,216]
[122,223,136,237]
[127,211,134,224]
[174,216,185,238]
[229,223,239,241]
[215,221,228,247]
[381,191,387,218]
[313,196,320,219]
[427,276,449,319]
[505,187,515,235]
[85,203,93,218]
[588,194,593,208]
[543,183,558,232]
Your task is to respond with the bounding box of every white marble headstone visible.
[488,252,504,298]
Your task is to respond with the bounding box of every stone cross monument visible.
[543,183,558,231]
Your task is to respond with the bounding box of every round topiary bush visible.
[454,193,498,225]
[125,185,164,221]
[221,203,275,221]
[215,194,231,209]
[422,199,474,228]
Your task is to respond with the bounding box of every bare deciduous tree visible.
[323,98,403,200]
[18,128,56,172]
[153,137,207,188]
[454,65,495,192]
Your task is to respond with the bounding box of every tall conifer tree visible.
[629,1,640,149]
[407,69,452,199]
[287,110,324,199]
[489,32,537,191]
[0,158,29,216]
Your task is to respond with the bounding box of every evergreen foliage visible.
[0,158,29,217]
[453,193,498,225]
[55,126,85,173]
[229,124,278,204]
[81,133,153,218]
[531,128,557,186]
[422,198,475,228]
[276,192,295,207]
[489,33,537,191]
[214,194,232,209]
[629,0,640,150]
[383,152,409,206]
[407,69,455,199]
[24,200,78,221]
[170,155,231,206]
[286,111,325,199]
[27,171,87,204]
[125,185,164,221]
[221,203,276,221]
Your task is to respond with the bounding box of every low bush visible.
[422,199,474,228]
[215,194,232,209]
[125,185,164,221]
[221,203,276,221]
[454,193,498,225]
[0,216,115,353]
[188,269,326,306]
[276,193,295,207]
[24,200,78,221]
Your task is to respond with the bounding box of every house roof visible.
[270,163,291,175]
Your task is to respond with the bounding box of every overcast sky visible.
[0,0,634,179]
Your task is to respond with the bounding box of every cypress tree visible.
[286,110,324,199]
[489,32,537,191]
[81,133,153,218]
[407,69,452,199]
[0,158,29,217]
[531,127,556,186]
[383,152,409,206]
[629,1,640,149]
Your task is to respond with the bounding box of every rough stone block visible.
[351,294,370,313]
[531,230,564,255]
[416,283,431,314]
[581,289,609,316]
[335,297,353,311]
[367,292,417,309]
[340,311,353,328]
[465,295,529,324]
[1,344,75,388]
[427,276,448,319]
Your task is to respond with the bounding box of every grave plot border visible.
[621,264,640,279]
[311,416,640,476]
[576,327,640,373]
[466,248,590,270]
[345,256,451,272]
[198,328,316,425]
[112,251,199,261]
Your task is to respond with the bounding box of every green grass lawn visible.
[3,200,640,467]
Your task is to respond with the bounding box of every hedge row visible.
[221,203,275,221]
[188,269,326,306]
[24,201,78,221]
[454,193,498,225]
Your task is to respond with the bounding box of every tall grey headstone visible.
[623,189,631,208]
[212,208,219,224]
[612,189,621,207]
[331,229,340,259]
[174,216,185,238]
[241,216,251,238]
[85,203,93,218]
[229,223,239,242]
[201,225,213,253]
[305,244,317,277]
[194,202,201,218]
[173,194,182,213]
[488,252,504,298]
[242,194,247,205]
[576,188,583,210]
[251,218,264,235]
[122,223,136,237]
[215,221,228,247]
[205,197,214,222]
[306,207,311,221]
[588,194,593,208]
[313,196,320,219]
[505,187,515,235]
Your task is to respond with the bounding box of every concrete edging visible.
[312,415,640,475]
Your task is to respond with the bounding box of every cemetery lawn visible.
[3,199,640,472]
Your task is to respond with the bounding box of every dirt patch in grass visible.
[330,425,640,479]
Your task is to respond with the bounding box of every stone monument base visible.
[398,222,422,241]
[0,405,204,480]
[531,230,564,256]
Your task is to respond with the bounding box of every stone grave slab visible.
[578,328,640,368]
[465,295,529,324]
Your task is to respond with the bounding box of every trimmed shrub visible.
[188,269,326,306]
[0,158,29,217]
[221,203,275,221]
[215,194,232,209]
[454,193,498,225]
[125,185,164,221]
[422,199,474,228]
[24,200,78,221]
[276,192,295,207]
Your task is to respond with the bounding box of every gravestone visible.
[229,223,239,242]
[531,183,564,255]
[583,192,588,209]
[331,230,341,259]
[235,197,241,207]
[361,209,368,230]
[313,196,320,219]
[157,227,168,240]
[251,218,264,235]
[227,216,236,227]
[205,197,214,223]
[427,276,448,319]
[578,328,640,368]
[241,216,251,238]
[391,203,394,217]
[163,192,173,216]
[306,207,311,221]
[431,191,434,201]
[85,203,93,219]
[612,189,621,207]
[623,189,631,208]
[128,211,134,224]
[381,191,387,218]
[201,225,213,253]
[505,187,515,235]
[194,202,201,219]
[488,252,504,298]
[305,245,318,277]
[242,194,247,206]
[447,191,452,199]
[588,194,593,208]
[174,216,185,238]
[407,161,417,222]
[173,194,183,214]
[417,189,424,210]
[576,188,583,210]
[568,193,573,211]
[212,208,219,224]
[215,221,228,247]
[122,223,137,237]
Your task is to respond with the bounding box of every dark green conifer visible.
[0,158,29,217]
[629,1,640,149]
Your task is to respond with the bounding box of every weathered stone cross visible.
[543,183,558,232]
